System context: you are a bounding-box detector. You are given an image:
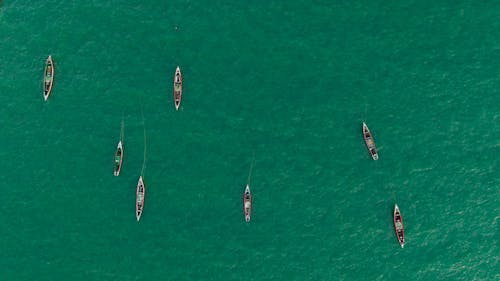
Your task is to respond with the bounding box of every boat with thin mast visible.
[173,66,182,110]
[362,122,379,160]
[136,111,147,221]
[394,204,405,248]
[114,118,124,176]
[136,176,145,221]
[243,155,255,222]
[43,55,54,101]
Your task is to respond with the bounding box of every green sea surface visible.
[1,1,499,280]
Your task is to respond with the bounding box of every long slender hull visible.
[136,176,145,221]
[114,141,123,176]
[243,185,252,222]
[362,122,379,160]
[43,55,54,101]
[173,66,182,110]
[394,204,405,248]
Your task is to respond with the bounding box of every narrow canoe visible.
[394,204,405,248]
[136,176,145,221]
[114,141,123,176]
[243,185,252,222]
[43,55,54,101]
[362,122,379,160]
[173,66,182,110]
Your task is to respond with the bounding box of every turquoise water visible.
[1,1,499,280]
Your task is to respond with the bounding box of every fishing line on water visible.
[141,104,147,177]
[120,113,125,141]
[392,191,397,204]
[362,97,368,122]
[246,151,256,186]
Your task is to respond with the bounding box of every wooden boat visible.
[394,204,405,248]
[136,176,145,221]
[43,55,54,101]
[362,122,379,160]
[113,141,123,176]
[243,184,252,222]
[173,66,182,110]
